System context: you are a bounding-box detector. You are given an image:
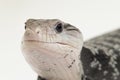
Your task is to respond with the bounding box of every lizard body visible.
[21,19,120,80]
[81,29,120,80]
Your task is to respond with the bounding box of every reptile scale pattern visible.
[81,29,120,80]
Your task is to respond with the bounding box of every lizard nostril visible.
[37,31,40,34]
[25,31,31,36]
[36,28,41,34]
[25,26,27,30]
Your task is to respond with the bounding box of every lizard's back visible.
[81,29,120,80]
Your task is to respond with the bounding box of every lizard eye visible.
[55,23,63,33]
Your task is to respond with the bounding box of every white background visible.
[0,0,120,80]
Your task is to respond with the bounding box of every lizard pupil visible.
[55,23,63,33]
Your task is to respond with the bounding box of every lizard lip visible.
[23,40,76,48]
[23,40,66,45]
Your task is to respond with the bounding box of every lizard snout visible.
[23,29,39,41]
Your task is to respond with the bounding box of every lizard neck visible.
[38,50,82,80]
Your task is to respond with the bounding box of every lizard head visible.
[23,19,83,48]
[21,19,83,80]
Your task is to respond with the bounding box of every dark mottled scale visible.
[81,29,120,80]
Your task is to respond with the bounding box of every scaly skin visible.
[81,29,120,80]
[21,19,83,80]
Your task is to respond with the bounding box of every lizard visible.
[21,19,120,80]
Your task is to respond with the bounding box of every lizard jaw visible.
[22,40,78,49]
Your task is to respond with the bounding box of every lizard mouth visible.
[23,40,76,48]
[24,40,68,45]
